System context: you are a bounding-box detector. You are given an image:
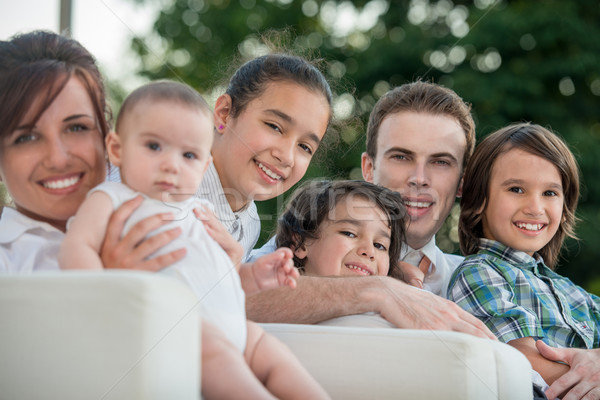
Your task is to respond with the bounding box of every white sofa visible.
[0,271,533,399]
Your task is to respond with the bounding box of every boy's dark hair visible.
[0,30,110,145]
[225,53,333,126]
[459,122,580,268]
[365,80,476,170]
[116,80,211,132]
[276,180,407,277]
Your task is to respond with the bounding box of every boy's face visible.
[212,81,330,211]
[108,101,213,202]
[294,196,391,277]
[0,76,105,231]
[481,148,564,256]
[362,111,466,250]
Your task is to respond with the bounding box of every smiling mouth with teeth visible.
[515,222,545,231]
[41,174,82,190]
[404,200,433,208]
[256,161,283,181]
[346,264,372,275]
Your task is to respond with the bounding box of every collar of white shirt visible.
[0,207,62,244]
[400,236,438,272]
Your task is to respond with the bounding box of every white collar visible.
[400,236,437,265]
[0,207,63,244]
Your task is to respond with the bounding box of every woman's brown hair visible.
[0,31,110,146]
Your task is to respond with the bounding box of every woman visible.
[0,30,184,272]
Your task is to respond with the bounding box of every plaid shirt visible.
[448,239,600,349]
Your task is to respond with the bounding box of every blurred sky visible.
[0,0,160,90]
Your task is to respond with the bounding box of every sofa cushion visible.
[0,271,201,400]
[262,322,533,400]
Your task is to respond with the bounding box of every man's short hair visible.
[365,80,475,170]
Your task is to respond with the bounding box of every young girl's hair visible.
[0,30,110,144]
[460,122,579,268]
[225,53,333,126]
[116,80,211,132]
[276,180,407,275]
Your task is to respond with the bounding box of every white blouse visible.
[0,207,64,273]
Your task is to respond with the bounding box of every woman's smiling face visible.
[0,76,105,231]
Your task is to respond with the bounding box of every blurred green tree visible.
[129,0,600,292]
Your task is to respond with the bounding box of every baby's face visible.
[112,100,213,201]
[294,196,391,277]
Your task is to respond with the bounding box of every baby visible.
[59,80,328,399]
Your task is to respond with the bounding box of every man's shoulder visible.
[248,236,277,262]
[436,247,464,269]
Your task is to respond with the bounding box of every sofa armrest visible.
[0,271,201,400]
[262,322,533,400]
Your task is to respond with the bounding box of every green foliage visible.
[130,0,600,293]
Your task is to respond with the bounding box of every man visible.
[246,81,493,339]
[361,81,474,297]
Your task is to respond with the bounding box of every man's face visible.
[362,111,466,249]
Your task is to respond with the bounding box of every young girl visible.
[198,52,332,260]
[447,123,600,393]
[276,180,406,279]
[60,80,329,400]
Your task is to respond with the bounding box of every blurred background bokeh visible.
[2,0,600,293]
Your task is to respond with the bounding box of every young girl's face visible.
[294,196,392,276]
[0,76,106,231]
[481,148,564,255]
[213,81,330,211]
[107,101,213,202]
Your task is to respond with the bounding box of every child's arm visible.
[59,191,114,270]
[508,337,570,387]
[537,334,600,399]
[239,248,298,295]
[194,206,243,269]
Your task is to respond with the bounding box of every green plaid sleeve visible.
[448,257,545,343]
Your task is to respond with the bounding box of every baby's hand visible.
[194,206,243,269]
[251,247,298,292]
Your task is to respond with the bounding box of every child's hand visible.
[194,206,243,269]
[250,247,298,292]
[393,260,427,289]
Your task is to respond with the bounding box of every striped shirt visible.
[196,162,260,261]
[448,238,600,349]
